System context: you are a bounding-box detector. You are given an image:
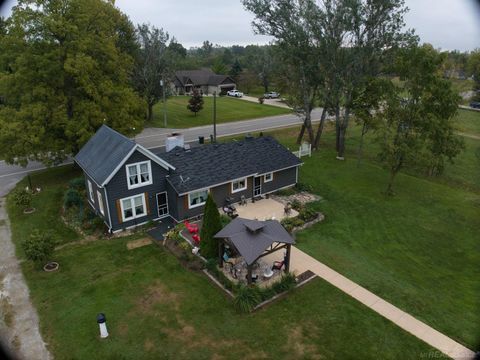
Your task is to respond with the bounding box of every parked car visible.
[264,91,280,99]
[227,89,243,97]
[469,101,480,109]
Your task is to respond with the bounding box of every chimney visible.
[165,133,184,152]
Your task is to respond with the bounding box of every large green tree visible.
[133,24,173,122]
[377,45,464,195]
[0,0,143,166]
[467,49,480,101]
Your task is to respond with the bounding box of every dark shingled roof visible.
[174,69,235,87]
[215,218,295,265]
[155,136,302,194]
[74,125,135,185]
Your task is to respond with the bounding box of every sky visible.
[1,0,479,51]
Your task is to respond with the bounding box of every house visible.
[74,125,302,232]
[173,69,236,95]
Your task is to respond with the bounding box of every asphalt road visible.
[0,109,324,196]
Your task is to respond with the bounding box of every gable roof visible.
[175,69,235,87]
[155,136,302,194]
[74,125,174,186]
[214,218,295,265]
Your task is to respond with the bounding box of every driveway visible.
[238,95,292,109]
[0,198,52,360]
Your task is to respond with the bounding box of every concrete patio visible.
[233,198,299,221]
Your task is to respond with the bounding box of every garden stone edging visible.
[290,212,325,237]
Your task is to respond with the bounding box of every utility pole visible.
[161,78,167,128]
[213,91,217,143]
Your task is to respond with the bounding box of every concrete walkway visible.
[289,247,475,360]
[0,198,51,360]
[239,95,292,109]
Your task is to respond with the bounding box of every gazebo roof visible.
[214,218,295,265]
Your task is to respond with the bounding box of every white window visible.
[126,161,152,189]
[231,178,247,193]
[188,189,208,209]
[120,194,147,222]
[97,190,105,215]
[87,180,94,201]
[264,173,273,183]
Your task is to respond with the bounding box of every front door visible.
[253,176,262,197]
[156,192,169,218]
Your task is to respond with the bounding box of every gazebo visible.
[214,218,295,284]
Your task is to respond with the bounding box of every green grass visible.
[455,108,480,137]
[21,237,435,359]
[6,165,82,258]
[150,96,291,128]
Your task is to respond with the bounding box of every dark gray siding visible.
[105,150,170,231]
[165,180,179,221]
[83,172,109,227]
[174,168,298,221]
[261,167,297,194]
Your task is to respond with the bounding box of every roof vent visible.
[184,144,191,152]
[244,219,264,233]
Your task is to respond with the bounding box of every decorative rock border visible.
[23,208,36,215]
[43,262,59,272]
[291,213,325,237]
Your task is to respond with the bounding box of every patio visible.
[223,197,299,221]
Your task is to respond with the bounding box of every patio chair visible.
[272,253,287,271]
[240,195,247,206]
[184,220,199,234]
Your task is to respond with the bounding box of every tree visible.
[243,0,321,145]
[200,194,222,259]
[22,230,56,267]
[0,0,143,167]
[187,90,204,116]
[212,58,228,74]
[229,59,243,83]
[168,38,187,58]
[133,24,172,122]
[467,49,480,101]
[376,45,464,195]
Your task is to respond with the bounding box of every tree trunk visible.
[356,122,368,167]
[147,102,154,122]
[296,124,306,144]
[313,107,328,150]
[334,106,341,153]
[336,106,351,159]
[385,169,398,196]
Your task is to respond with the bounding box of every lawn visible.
[21,237,435,359]
[149,95,291,128]
[252,113,480,350]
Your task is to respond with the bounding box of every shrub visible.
[272,273,296,294]
[295,182,313,192]
[233,285,262,313]
[200,194,222,259]
[205,259,234,291]
[22,230,56,266]
[11,188,33,209]
[299,207,317,222]
[220,214,231,227]
[63,188,82,209]
[69,177,85,191]
[258,96,265,104]
[281,217,304,233]
[290,199,302,211]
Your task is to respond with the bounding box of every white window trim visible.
[188,188,209,209]
[87,180,94,201]
[120,194,147,222]
[126,160,153,190]
[231,178,247,194]
[97,190,105,215]
[264,172,273,183]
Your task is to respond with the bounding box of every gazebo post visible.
[218,239,224,268]
[247,264,253,284]
[285,244,291,273]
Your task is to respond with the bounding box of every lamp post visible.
[213,91,217,143]
[160,78,167,128]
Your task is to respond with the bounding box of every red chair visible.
[184,220,199,234]
[192,233,200,245]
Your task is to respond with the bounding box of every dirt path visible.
[0,198,51,360]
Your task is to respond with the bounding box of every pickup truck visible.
[227,89,243,97]
[264,91,280,99]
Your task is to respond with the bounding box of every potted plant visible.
[22,230,58,271]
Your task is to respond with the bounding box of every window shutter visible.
[183,195,188,210]
[116,200,123,224]
[145,193,151,215]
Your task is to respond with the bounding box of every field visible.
[150,95,291,128]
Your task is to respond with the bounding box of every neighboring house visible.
[74,125,302,232]
[173,69,236,95]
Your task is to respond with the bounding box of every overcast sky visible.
[1,0,479,51]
